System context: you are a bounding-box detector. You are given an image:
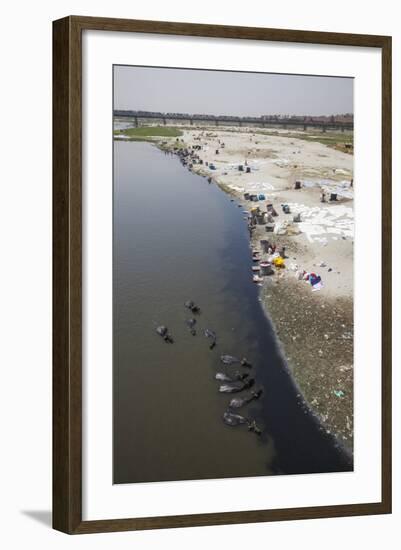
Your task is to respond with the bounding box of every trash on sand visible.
[334,390,345,398]
[338,365,352,373]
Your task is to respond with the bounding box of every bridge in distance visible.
[114,111,354,133]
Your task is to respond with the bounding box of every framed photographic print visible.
[53,16,392,534]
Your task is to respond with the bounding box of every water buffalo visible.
[156,325,174,343]
[184,300,201,314]
[215,372,249,382]
[229,389,263,409]
[220,355,240,365]
[223,412,262,435]
[204,328,217,349]
[156,325,167,337]
[218,378,254,393]
[223,411,249,426]
[185,318,197,336]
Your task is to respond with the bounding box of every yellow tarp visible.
[273,256,285,268]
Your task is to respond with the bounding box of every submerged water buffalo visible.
[248,420,262,436]
[204,328,217,349]
[156,325,167,337]
[223,411,249,426]
[184,300,201,314]
[218,378,255,393]
[223,412,263,435]
[215,371,249,382]
[156,325,174,343]
[220,355,252,367]
[228,389,263,409]
[220,354,240,365]
[185,318,197,336]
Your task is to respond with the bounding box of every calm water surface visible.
[113,141,351,484]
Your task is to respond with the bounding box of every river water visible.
[113,140,351,484]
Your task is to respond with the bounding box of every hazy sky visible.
[114,65,353,116]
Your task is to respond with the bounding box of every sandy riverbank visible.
[154,125,354,452]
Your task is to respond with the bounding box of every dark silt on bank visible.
[113,140,352,484]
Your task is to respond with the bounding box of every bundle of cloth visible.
[295,270,323,291]
[308,272,323,291]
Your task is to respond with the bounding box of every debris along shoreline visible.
[128,126,354,452]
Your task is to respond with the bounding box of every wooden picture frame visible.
[53,15,392,534]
